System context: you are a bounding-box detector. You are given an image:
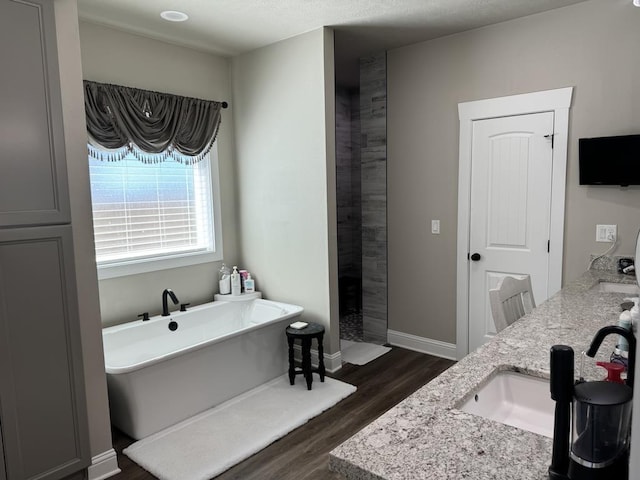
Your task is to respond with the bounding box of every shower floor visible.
[339,309,363,342]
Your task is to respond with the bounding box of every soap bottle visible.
[244,273,255,293]
[610,310,632,369]
[218,263,231,295]
[231,266,241,296]
[629,297,640,334]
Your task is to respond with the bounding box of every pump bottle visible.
[231,266,241,296]
[629,297,639,334]
[244,273,255,293]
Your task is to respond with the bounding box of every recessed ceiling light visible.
[160,10,189,22]
[634,0,640,7]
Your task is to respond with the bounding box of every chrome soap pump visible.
[549,325,636,480]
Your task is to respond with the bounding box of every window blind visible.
[89,154,214,264]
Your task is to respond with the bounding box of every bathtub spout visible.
[162,289,180,316]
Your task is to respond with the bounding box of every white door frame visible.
[456,87,573,360]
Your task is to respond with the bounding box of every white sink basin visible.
[593,282,640,295]
[458,370,554,438]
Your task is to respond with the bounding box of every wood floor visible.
[110,346,455,480]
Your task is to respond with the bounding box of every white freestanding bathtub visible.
[102,298,303,439]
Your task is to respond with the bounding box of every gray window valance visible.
[83,80,225,164]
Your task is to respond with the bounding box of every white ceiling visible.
[77,0,588,87]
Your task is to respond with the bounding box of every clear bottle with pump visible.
[618,310,632,350]
[629,297,640,335]
[218,263,231,295]
[244,273,255,293]
[611,310,632,370]
[231,266,241,296]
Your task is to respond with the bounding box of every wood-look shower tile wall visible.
[360,52,387,343]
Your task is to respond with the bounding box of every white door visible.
[468,112,554,352]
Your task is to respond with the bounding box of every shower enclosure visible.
[335,52,388,345]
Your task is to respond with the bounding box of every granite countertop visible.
[329,270,638,480]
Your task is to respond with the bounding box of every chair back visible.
[489,275,536,332]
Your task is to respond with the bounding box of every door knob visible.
[470,253,481,261]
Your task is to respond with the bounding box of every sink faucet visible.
[162,288,180,316]
[586,325,636,388]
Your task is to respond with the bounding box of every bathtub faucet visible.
[162,289,180,316]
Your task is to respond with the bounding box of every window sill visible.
[96,250,222,280]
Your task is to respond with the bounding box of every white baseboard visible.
[324,350,342,373]
[387,329,457,361]
[88,448,120,480]
[292,344,342,373]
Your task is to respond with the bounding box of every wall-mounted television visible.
[579,134,640,186]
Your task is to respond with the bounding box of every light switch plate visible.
[596,224,617,242]
[431,220,440,235]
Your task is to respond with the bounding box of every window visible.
[88,146,223,279]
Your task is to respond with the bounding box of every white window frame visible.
[92,145,224,280]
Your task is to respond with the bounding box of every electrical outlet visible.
[596,224,617,242]
[431,220,440,235]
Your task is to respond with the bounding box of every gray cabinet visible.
[0,0,91,479]
[0,0,70,227]
[0,226,90,480]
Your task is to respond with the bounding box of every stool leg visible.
[317,333,326,382]
[287,336,296,385]
[302,337,313,390]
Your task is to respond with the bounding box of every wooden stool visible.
[285,322,326,390]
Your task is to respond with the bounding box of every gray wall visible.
[231,28,340,354]
[387,0,640,344]
[78,22,239,325]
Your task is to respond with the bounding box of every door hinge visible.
[547,240,550,253]
[544,133,555,148]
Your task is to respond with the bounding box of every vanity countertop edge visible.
[329,270,637,480]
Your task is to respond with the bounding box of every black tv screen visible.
[579,134,640,186]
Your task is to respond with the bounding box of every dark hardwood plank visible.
[110,346,454,480]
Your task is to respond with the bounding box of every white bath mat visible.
[123,375,356,480]
[341,340,391,365]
